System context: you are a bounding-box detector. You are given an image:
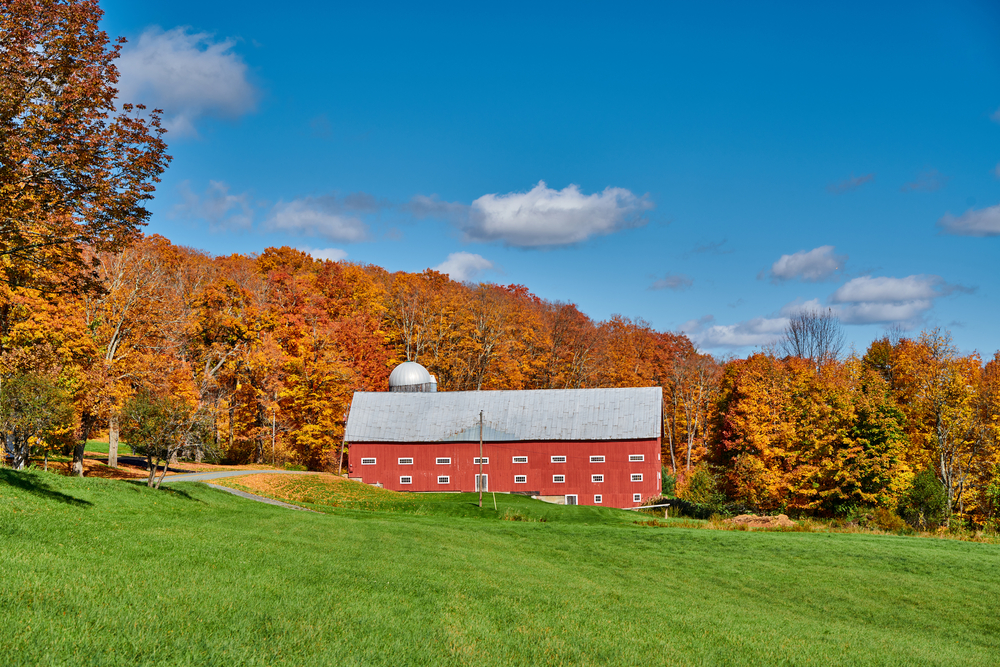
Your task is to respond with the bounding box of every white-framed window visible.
[361,458,376,465]
[400,476,412,484]
[565,495,578,505]
[514,475,527,484]
[629,454,644,462]
[512,456,528,464]
[475,474,488,492]
[553,475,565,483]
[590,455,605,463]
[436,457,451,465]
[551,455,566,463]
[631,473,643,482]
[592,474,604,483]
[594,494,603,504]
[437,476,450,484]
[473,457,489,464]
[398,457,413,465]
[633,493,642,503]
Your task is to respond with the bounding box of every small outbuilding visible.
[345,364,661,507]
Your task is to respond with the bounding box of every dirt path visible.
[159,469,318,484]
[204,483,320,512]
[161,469,321,512]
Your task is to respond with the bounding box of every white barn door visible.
[475,474,488,492]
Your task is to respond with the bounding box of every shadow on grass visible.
[0,469,92,507]
[120,479,204,503]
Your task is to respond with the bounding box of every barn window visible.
[436,457,451,465]
[553,475,565,483]
[565,495,577,505]
[473,457,489,464]
[631,473,643,482]
[361,458,376,465]
[592,474,604,483]
[400,476,412,484]
[551,456,566,463]
[633,493,642,503]
[437,476,450,484]
[512,456,528,464]
[594,494,603,504]
[514,475,527,484]
[629,455,644,462]
[589,455,605,463]
[398,458,413,465]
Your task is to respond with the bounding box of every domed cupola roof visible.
[388,361,437,392]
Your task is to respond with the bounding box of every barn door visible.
[565,495,578,505]
[475,474,488,492]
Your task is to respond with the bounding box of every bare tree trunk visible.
[146,454,156,488]
[154,458,170,489]
[108,413,119,468]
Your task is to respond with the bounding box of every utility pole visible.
[338,409,349,476]
[478,410,484,508]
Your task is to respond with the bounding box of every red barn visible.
[344,364,661,507]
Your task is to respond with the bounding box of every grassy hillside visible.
[1,469,998,666]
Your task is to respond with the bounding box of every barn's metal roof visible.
[345,387,662,442]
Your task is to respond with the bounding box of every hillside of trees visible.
[2,235,998,527]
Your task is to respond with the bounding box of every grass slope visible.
[211,472,647,523]
[1,469,998,666]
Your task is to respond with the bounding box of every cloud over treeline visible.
[410,181,653,247]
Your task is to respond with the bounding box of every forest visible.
[2,233,999,529]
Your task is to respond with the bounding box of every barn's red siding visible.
[348,438,660,507]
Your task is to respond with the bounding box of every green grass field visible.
[1,469,998,666]
[83,439,134,455]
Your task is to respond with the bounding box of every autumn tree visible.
[0,0,170,303]
[901,329,982,521]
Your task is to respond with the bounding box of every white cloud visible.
[300,247,348,262]
[768,245,846,282]
[831,275,954,304]
[172,180,253,230]
[834,301,932,326]
[829,274,968,326]
[681,314,787,349]
[267,195,376,242]
[650,273,693,291]
[462,181,652,247]
[937,204,1000,237]
[433,252,494,282]
[117,26,258,137]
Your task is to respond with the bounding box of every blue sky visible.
[101,0,1000,356]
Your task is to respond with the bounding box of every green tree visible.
[120,390,208,488]
[898,468,949,530]
[0,373,72,469]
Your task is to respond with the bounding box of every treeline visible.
[2,235,999,526]
[0,236,708,471]
[707,333,1000,528]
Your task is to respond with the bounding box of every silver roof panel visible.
[345,387,662,442]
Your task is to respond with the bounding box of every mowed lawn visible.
[1,470,998,666]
